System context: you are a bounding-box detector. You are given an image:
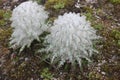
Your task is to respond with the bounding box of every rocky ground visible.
[0,0,120,80]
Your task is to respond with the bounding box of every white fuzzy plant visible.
[40,12,100,67]
[10,1,49,52]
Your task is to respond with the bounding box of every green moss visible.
[0,28,12,40]
[0,10,12,46]
[85,12,93,21]
[93,23,104,31]
[3,11,11,20]
[0,20,6,26]
[35,0,42,4]
[111,29,120,47]
[0,10,11,19]
[111,29,120,39]
[0,10,11,27]
[0,10,5,19]
[53,2,65,10]
[41,68,53,80]
[84,7,93,14]
[0,28,12,46]
[45,0,74,10]
[85,12,104,31]
[109,0,120,4]
[0,10,11,32]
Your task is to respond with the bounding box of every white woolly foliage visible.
[10,1,49,52]
[41,12,99,67]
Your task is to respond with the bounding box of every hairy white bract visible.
[10,1,49,52]
[42,12,99,67]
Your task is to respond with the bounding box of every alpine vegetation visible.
[10,1,49,52]
[42,12,99,67]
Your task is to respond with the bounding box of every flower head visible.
[42,12,99,67]
[10,1,49,52]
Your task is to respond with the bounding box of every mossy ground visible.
[110,0,120,4]
[0,9,12,47]
[0,0,120,80]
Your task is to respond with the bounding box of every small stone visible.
[101,72,106,75]
[25,57,29,61]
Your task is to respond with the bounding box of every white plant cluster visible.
[10,1,49,52]
[42,12,99,67]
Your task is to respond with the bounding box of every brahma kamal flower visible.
[41,12,100,67]
[10,1,49,52]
